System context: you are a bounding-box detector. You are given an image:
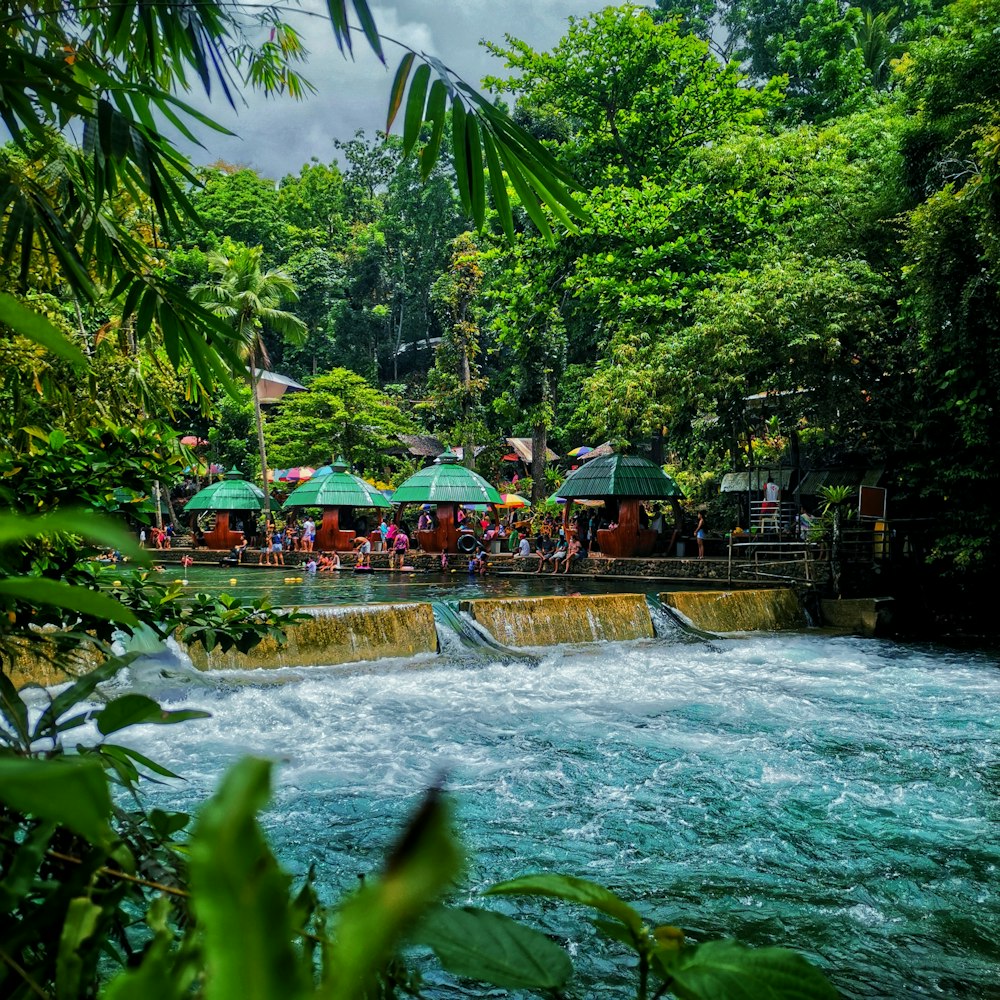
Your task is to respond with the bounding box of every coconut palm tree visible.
[192,244,307,519]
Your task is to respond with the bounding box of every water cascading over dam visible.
[458,593,656,646]
[186,602,439,670]
[662,588,806,633]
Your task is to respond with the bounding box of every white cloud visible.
[176,0,598,178]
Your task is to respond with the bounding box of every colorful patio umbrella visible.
[497,493,531,508]
[266,468,289,482]
[283,466,315,483]
[566,445,593,458]
[502,452,520,461]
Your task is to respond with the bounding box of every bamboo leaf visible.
[451,98,471,216]
[402,63,431,157]
[480,129,514,241]
[0,579,138,626]
[420,79,448,181]
[386,52,415,131]
[0,294,88,367]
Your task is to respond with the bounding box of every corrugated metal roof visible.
[391,451,502,504]
[394,433,446,458]
[720,469,794,492]
[283,470,391,509]
[505,438,560,463]
[558,455,684,499]
[799,468,883,495]
[183,469,265,512]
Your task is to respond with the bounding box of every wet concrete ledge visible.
[662,589,808,633]
[186,602,438,670]
[459,593,655,646]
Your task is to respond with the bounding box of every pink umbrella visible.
[283,467,315,483]
[180,435,208,447]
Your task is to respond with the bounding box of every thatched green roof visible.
[282,459,391,510]
[557,455,684,500]
[183,468,265,512]
[391,450,502,505]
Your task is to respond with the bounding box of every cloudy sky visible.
[182,1,601,179]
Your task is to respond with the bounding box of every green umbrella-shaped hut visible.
[557,454,684,558]
[391,450,502,553]
[282,458,391,551]
[183,468,264,549]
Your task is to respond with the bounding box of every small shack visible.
[183,468,263,549]
[391,450,502,553]
[282,458,391,551]
[558,454,684,558]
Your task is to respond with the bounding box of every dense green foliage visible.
[1,0,998,992]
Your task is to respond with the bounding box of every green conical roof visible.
[183,468,265,512]
[557,454,684,500]
[282,459,391,510]
[391,450,502,505]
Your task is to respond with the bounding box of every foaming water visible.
[116,632,1000,998]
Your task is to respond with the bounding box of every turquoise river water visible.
[98,572,999,998]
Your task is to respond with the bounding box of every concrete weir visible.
[662,588,807,633]
[186,602,439,670]
[459,593,655,646]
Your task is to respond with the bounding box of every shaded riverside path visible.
[93,584,1000,1000]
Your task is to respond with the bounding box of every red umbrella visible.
[283,467,316,483]
[180,435,208,447]
[502,453,520,461]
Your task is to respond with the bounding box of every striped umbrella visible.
[283,466,315,483]
[497,493,531,508]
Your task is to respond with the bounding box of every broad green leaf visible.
[57,897,103,1000]
[0,578,139,625]
[415,905,573,990]
[188,758,307,1000]
[0,820,55,913]
[105,745,183,780]
[0,510,143,559]
[487,873,646,940]
[33,656,131,743]
[0,668,30,746]
[327,786,463,1000]
[667,940,839,1000]
[0,757,114,846]
[96,693,210,736]
[0,292,88,367]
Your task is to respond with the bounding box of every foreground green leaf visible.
[327,786,463,1000]
[188,758,306,1000]
[0,757,114,847]
[667,940,839,1000]
[487,872,647,940]
[415,904,573,990]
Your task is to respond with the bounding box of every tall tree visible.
[426,234,488,469]
[192,243,307,518]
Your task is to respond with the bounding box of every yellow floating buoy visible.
[229,578,238,586]
[174,579,184,584]
[113,580,122,587]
